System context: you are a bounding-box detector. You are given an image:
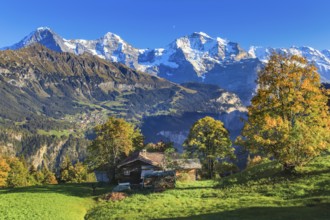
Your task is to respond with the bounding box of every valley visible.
[1,2,330,220]
[0,44,246,169]
[1,27,330,170]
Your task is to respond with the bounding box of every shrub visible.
[103,192,128,201]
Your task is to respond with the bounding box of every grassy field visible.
[37,129,73,137]
[0,155,329,220]
[0,183,112,220]
[85,154,330,220]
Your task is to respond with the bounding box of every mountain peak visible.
[36,26,52,32]
[192,32,212,39]
[103,32,124,42]
[216,37,227,45]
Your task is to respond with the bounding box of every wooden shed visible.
[172,159,202,181]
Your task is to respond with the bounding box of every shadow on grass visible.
[217,161,330,189]
[175,186,215,191]
[156,203,330,220]
[0,182,114,198]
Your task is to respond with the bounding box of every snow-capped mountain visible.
[322,49,330,59]
[2,27,142,70]
[136,32,260,105]
[2,27,329,104]
[3,28,252,74]
[1,27,260,104]
[248,46,330,82]
[2,27,67,52]
[139,32,252,76]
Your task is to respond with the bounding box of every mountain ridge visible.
[3,27,329,105]
[2,27,329,80]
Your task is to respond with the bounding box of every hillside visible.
[85,154,330,219]
[1,154,329,220]
[0,44,246,169]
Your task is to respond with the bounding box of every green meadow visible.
[1,154,330,220]
[0,184,112,220]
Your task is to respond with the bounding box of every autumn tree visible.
[59,156,86,183]
[184,117,234,179]
[59,156,74,183]
[71,161,87,183]
[145,141,175,152]
[6,157,29,187]
[237,53,330,172]
[28,165,43,185]
[0,157,10,187]
[41,167,58,184]
[87,117,144,182]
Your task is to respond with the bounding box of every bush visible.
[86,172,97,182]
[42,168,58,184]
[102,192,128,201]
[215,162,239,178]
[59,157,88,183]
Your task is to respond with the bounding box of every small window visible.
[124,170,130,176]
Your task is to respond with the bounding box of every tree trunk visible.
[208,158,213,179]
[108,167,117,184]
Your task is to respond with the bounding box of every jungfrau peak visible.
[165,32,252,76]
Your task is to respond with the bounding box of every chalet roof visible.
[117,151,165,168]
[118,151,202,170]
[172,159,202,169]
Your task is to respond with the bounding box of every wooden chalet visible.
[117,150,165,184]
[116,150,201,185]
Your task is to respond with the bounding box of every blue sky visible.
[0,0,329,50]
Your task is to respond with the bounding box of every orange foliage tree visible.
[0,157,10,187]
[237,53,330,172]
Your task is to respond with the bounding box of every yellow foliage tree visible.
[238,53,330,172]
[87,117,144,182]
[184,117,234,179]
